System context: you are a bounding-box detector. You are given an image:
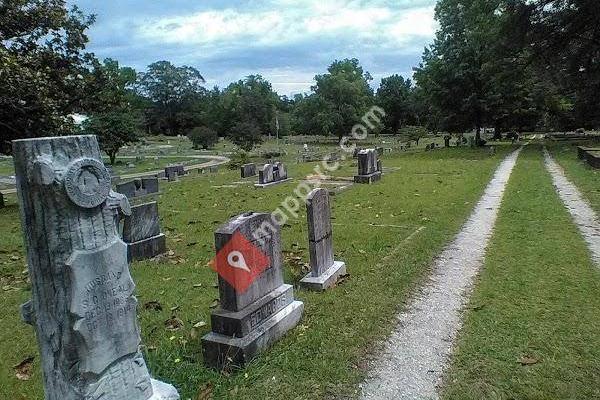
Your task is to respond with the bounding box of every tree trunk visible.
[12,135,161,400]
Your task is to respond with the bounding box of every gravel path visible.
[543,148,600,265]
[360,148,523,400]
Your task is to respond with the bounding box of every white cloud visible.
[137,3,436,50]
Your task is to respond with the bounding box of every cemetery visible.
[2,1,600,399]
[2,133,599,399]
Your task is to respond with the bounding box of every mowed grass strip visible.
[546,141,600,214]
[441,145,600,400]
[0,146,511,400]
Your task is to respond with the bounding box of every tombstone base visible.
[128,233,167,261]
[150,379,180,400]
[210,284,294,337]
[254,178,292,188]
[300,261,346,291]
[202,300,304,369]
[354,171,382,184]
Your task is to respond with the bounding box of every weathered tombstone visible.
[116,180,137,199]
[202,212,304,369]
[444,135,451,147]
[256,162,290,187]
[354,149,382,184]
[176,164,185,176]
[117,178,159,199]
[142,177,160,195]
[300,189,346,291]
[164,165,180,181]
[12,135,179,400]
[166,170,178,182]
[0,191,4,208]
[241,163,257,178]
[123,201,167,261]
[585,151,600,169]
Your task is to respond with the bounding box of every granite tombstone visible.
[256,162,290,187]
[12,135,178,400]
[300,189,346,290]
[241,163,257,178]
[123,201,167,261]
[354,149,382,184]
[202,212,304,369]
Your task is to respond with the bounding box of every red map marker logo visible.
[210,231,271,293]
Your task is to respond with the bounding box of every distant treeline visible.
[1,0,598,155]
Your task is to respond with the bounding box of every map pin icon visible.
[227,250,251,273]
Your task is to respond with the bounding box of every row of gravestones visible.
[11,135,351,399]
[578,146,600,169]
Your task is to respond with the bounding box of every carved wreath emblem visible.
[63,158,111,208]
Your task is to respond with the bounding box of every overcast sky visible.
[71,0,438,95]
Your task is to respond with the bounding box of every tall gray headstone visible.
[354,149,382,184]
[12,135,178,400]
[202,212,304,369]
[300,189,346,290]
[123,202,167,261]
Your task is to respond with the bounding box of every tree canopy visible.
[0,0,95,153]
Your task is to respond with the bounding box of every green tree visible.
[83,58,140,164]
[82,112,139,165]
[229,121,263,151]
[527,0,600,128]
[188,126,218,150]
[137,61,205,136]
[0,0,96,154]
[291,94,334,136]
[221,75,278,136]
[313,58,375,140]
[376,75,414,134]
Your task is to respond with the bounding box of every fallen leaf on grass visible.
[209,299,219,309]
[143,301,163,311]
[14,356,34,381]
[519,356,540,366]
[196,382,213,400]
[336,273,351,286]
[190,321,208,340]
[165,316,184,331]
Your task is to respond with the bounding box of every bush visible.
[188,126,218,149]
[398,125,428,144]
[228,150,251,170]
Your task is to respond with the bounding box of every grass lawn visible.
[441,144,600,400]
[546,140,600,214]
[0,144,513,399]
